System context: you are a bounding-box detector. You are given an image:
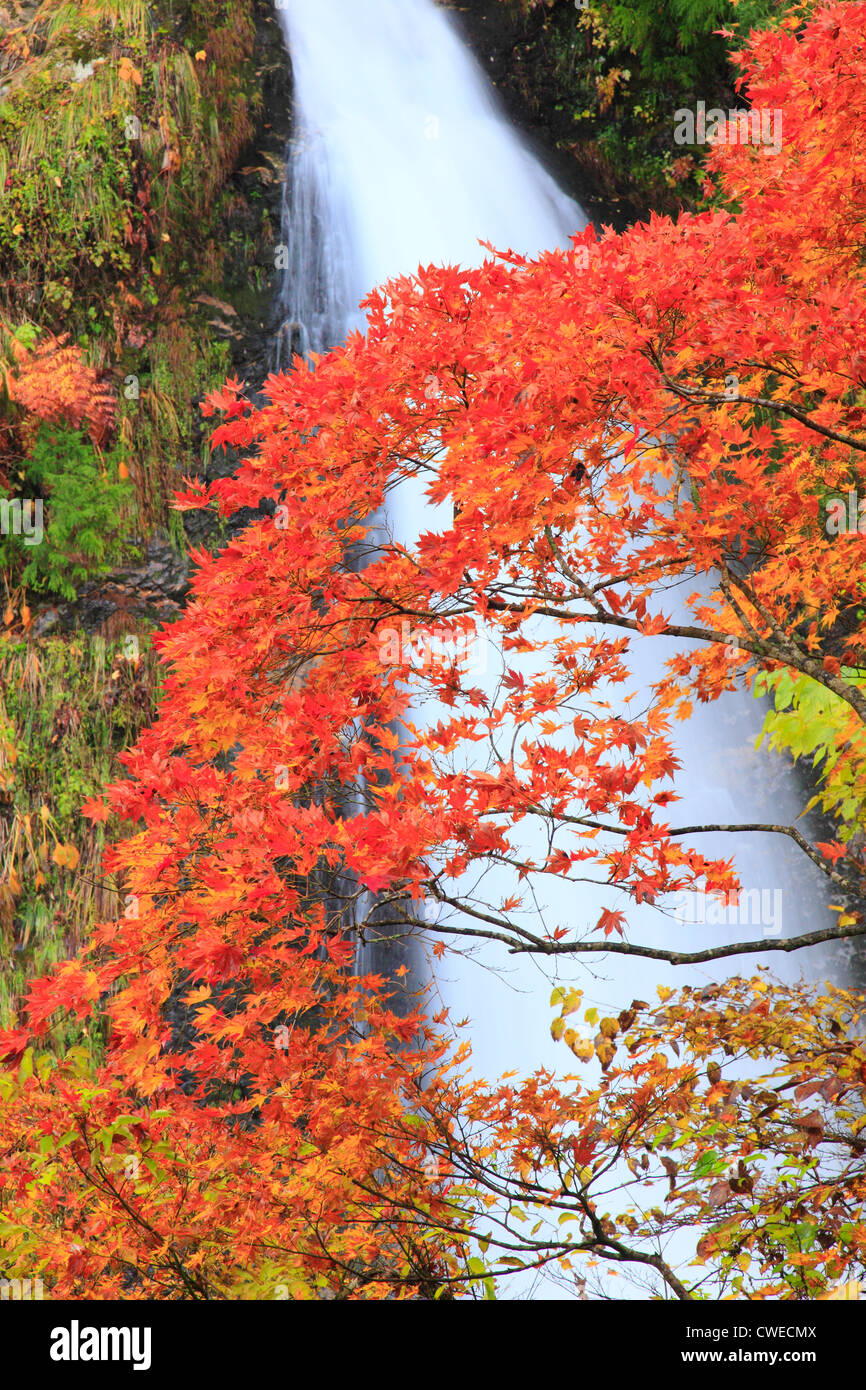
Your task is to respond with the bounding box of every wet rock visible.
[31,536,191,638]
[32,606,60,637]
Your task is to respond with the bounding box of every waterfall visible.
[273,0,583,364]
[271,0,584,1001]
[272,0,840,1107]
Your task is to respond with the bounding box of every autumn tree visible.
[364,975,866,1300]
[1,325,115,449]
[171,0,866,970]
[0,1,865,1300]
[0,320,120,612]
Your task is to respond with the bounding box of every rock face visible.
[448,0,629,228]
[22,5,295,635]
[0,4,297,1014]
[32,538,191,638]
[214,10,297,389]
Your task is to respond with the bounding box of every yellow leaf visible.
[657,985,673,1002]
[566,1032,594,1062]
[596,1038,616,1070]
[562,988,583,1017]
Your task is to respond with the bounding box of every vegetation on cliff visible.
[493,0,805,213]
[0,0,281,1018]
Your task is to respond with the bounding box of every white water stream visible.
[272,0,844,1295]
[273,0,583,362]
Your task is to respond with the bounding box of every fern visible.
[0,425,135,600]
[4,331,115,445]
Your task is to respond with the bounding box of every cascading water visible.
[273,0,583,363]
[271,0,846,1290]
[272,0,585,997]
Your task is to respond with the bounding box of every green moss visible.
[117,307,232,533]
[0,627,162,1029]
[0,0,256,330]
[0,0,259,549]
[0,1,270,1024]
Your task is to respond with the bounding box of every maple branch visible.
[664,820,860,892]
[73,1122,217,1301]
[723,564,866,723]
[425,882,866,964]
[519,802,858,892]
[356,1112,695,1298]
[589,556,693,595]
[482,593,866,726]
[343,557,866,724]
[583,1221,693,1301]
[714,565,768,655]
[544,525,606,618]
[469,791,859,896]
[655,368,866,454]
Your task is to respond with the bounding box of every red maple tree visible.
[0,2,865,1300]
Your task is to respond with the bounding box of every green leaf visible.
[694,1149,721,1178]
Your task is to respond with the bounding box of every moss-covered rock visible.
[0,0,278,576]
[0,626,161,1028]
[0,1,292,1015]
